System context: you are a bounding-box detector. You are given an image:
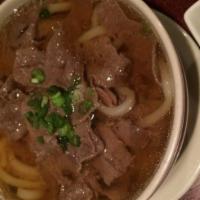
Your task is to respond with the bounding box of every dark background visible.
[0,0,198,28]
[144,0,197,29]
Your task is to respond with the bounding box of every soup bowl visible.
[0,0,187,199]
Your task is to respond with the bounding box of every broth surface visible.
[0,0,172,199]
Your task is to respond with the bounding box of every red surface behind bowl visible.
[145,0,197,29]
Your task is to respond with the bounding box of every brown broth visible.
[0,0,171,199]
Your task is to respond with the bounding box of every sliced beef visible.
[0,99,27,140]
[39,150,78,185]
[68,121,104,167]
[24,128,80,189]
[63,0,93,46]
[21,97,80,179]
[92,124,132,185]
[18,23,37,48]
[7,4,39,48]
[13,47,45,87]
[45,29,83,87]
[0,77,27,140]
[40,172,59,200]
[22,101,104,188]
[79,166,132,200]
[0,76,15,98]
[59,180,93,200]
[113,119,150,152]
[95,0,141,39]
[98,172,132,200]
[82,168,102,199]
[82,36,129,88]
[96,0,156,88]
[22,120,80,180]
[13,29,83,89]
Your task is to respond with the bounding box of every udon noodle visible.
[0,138,45,200]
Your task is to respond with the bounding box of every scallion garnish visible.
[79,100,93,114]
[28,95,49,117]
[57,135,68,151]
[58,124,80,147]
[41,96,48,108]
[58,123,73,137]
[25,111,40,129]
[26,75,83,150]
[48,86,63,96]
[39,8,51,19]
[45,112,66,130]
[31,68,45,84]
[62,91,73,114]
[51,91,65,107]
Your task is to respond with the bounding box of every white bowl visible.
[0,0,187,199]
[123,1,187,200]
[184,0,200,46]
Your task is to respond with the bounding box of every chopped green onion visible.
[27,96,42,111]
[71,135,81,147]
[39,8,51,19]
[79,100,93,114]
[57,135,68,151]
[62,91,73,114]
[42,120,54,135]
[58,124,80,147]
[39,105,48,118]
[27,95,49,118]
[41,96,48,108]
[48,85,74,113]
[58,123,73,137]
[48,86,63,96]
[51,91,65,107]
[25,112,40,129]
[44,112,67,135]
[36,136,45,144]
[31,68,45,84]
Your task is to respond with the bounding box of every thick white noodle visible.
[0,167,45,189]
[138,57,173,127]
[17,188,44,200]
[98,87,136,117]
[78,26,106,43]
[47,2,71,14]
[9,153,41,181]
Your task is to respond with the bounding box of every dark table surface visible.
[0,0,197,29]
[145,0,197,29]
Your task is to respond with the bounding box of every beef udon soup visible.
[0,0,173,199]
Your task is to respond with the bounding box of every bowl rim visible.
[0,0,186,200]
